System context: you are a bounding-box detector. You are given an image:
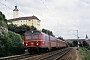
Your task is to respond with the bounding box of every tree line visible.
[66,40,89,47]
[0,11,64,57]
[0,11,7,28]
[0,11,24,57]
[0,11,7,22]
[0,31,24,57]
[8,24,54,36]
[8,24,36,35]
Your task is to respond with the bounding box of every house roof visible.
[8,16,40,22]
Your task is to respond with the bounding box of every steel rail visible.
[40,48,72,60]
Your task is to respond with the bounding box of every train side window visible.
[43,35,45,41]
[26,35,31,40]
[45,36,47,41]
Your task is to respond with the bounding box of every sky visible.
[0,0,90,39]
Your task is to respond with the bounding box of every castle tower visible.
[13,5,19,18]
[85,34,88,41]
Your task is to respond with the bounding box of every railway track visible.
[40,48,72,60]
[0,54,31,60]
[22,48,70,60]
[0,48,71,60]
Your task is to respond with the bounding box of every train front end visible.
[24,30,43,53]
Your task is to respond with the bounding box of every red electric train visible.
[24,30,66,53]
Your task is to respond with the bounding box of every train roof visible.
[25,30,43,34]
[25,30,57,38]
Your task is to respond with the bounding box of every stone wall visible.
[0,26,8,33]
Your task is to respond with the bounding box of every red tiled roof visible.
[8,16,40,22]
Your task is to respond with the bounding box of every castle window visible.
[37,20,40,23]
[26,23,27,25]
[37,24,40,26]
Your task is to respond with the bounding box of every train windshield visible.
[26,35,31,40]
[33,35,38,39]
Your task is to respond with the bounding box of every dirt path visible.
[76,50,79,60]
[58,47,83,60]
[59,48,76,60]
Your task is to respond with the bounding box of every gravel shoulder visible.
[58,47,83,60]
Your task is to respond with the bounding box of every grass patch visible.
[79,47,90,60]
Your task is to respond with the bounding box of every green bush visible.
[85,46,90,50]
[0,31,24,57]
[79,47,90,60]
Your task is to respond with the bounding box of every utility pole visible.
[76,30,79,50]
[77,30,79,47]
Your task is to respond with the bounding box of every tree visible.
[0,11,7,28]
[42,29,53,36]
[8,24,18,31]
[57,36,64,41]
[0,11,24,57]
[83,41,89,46]
[0,32,8,56]
[8,24,31,35]
[0,11,7,23]
[0,31,24,57]
[66,42,70,47]
[8,31,24,54]
[72,41,78,47]
[42,29,47,33]
[31,25,37,30]
[17,25,30,35]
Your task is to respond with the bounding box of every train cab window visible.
[33,35,38,39]
[26,35,31,40]
[33,31,41,34]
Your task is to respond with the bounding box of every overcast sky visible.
[0,0,90,39]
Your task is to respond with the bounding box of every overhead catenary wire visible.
[0,0,80,38]
[40,0,80,38]
[0,1,25,16]
[40,0,66,30]
[5,0,25,14]
[0,1,12,10]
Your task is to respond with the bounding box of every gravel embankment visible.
[58,48,77,60]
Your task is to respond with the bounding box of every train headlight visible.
[31,42,34,45]
[43,42,45,44]
[26,43,28,46]
[36,43,39,46]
